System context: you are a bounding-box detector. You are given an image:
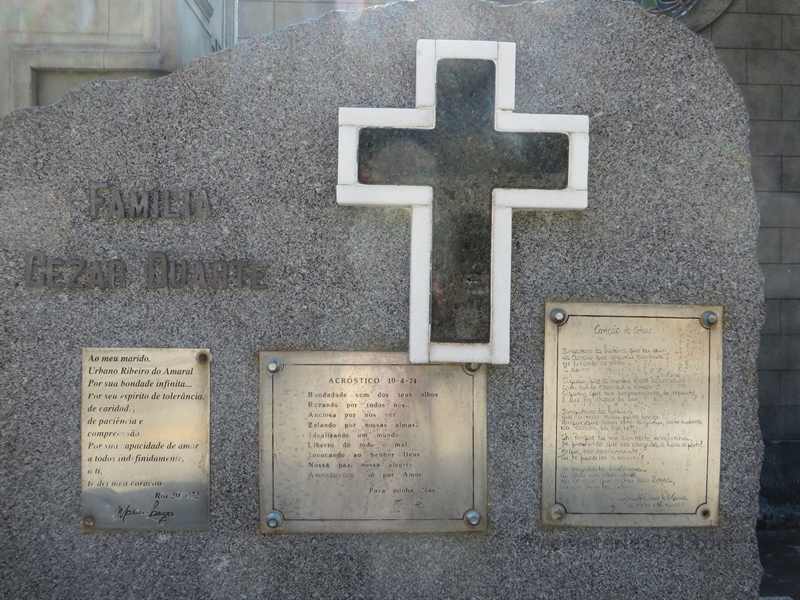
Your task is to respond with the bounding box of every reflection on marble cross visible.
[338,40,589,364]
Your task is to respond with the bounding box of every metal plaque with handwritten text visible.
[259,352,487,533]
[542,303,722,527]
[81,348,210,531]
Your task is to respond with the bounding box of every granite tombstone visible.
[0,0,764,597]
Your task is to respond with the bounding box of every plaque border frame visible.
[259,351,487,533]
[542,303,722,527]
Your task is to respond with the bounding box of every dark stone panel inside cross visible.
[358,59,569,344]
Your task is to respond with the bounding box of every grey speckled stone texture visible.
[0,0,764,598]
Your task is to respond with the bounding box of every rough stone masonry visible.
[0,0,764,597]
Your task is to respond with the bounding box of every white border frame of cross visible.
[337,39,590,364]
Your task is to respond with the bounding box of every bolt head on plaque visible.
[265,358,283,375]
[700,311,718,328]
[266,511,284,528]
[547,503,566,522]
[82,516,95,529]
[197,351,209,365]
[464,510,482,526]
[464,363,481,373]
[550,309,567,325]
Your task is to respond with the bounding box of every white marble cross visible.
[338,39,589,364]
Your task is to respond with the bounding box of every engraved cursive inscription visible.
[112,504,145,523]
[111,500,175,525]
[146,500,174,525]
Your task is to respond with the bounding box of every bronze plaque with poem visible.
[542,303,722,527]
[81,348,210,531]
[260,352,487,533]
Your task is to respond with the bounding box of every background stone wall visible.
[0,0,236,117]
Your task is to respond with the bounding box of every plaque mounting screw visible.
[550,309,567,325]
[464,510,482,526]
[700,311,718,329]
[266,511,283,529]
[265,358,283,375]
[547,503,566,522]
[464,363,481,373]
[83,516,95,529]
[197,352,209,365]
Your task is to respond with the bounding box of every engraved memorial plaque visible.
[542,303,722,527]
[81,348,210,531]
[259,352,487,533]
